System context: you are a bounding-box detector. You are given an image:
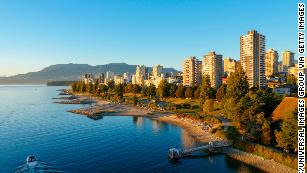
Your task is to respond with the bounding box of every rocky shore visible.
[53,93,94,104]
[52,96,78,100]
[68,106,116,115]
[222,148,295,173]
[54,99,93,104]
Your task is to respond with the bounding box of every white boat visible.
[26,155,38,167]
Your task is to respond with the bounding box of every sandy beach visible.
[68,94,296,173]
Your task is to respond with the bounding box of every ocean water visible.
[0,86,264,173]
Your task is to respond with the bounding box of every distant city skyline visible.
[0,0,296,76]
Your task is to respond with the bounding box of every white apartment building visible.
[240,30,266,88]
[203,51,223,88]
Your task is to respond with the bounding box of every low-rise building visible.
[273,87,291,95]
[223,58,237,77]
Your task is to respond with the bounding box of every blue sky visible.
[0,0,296,76]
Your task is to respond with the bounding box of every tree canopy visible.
[226,65,249,101]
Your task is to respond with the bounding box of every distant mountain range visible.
[0,63,179,84]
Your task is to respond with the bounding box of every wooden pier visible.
[168,141,230,159]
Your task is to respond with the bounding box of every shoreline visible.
[156,115,295,173]
[66,93,296,173]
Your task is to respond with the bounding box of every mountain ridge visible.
[0,63,179,84]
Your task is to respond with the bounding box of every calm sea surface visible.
[0,86,264,173]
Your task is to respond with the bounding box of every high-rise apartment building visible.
[277,61,283,73]
[182,56,202,86]
[104,71,114,83]
[152,65,163,79]
[265,49,278,78]
[240,30,266,88]
[82,73,94,85]
[123,72,131,83]
[134,65,148,85]
[203,51,223,88]
[282,51,295,72]
[223,58,237,77]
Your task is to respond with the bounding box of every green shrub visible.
[192,104,200,110]
[225,126,240,141]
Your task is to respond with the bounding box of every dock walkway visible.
[168,141,230,159]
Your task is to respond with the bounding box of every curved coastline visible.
[66,93,296,173]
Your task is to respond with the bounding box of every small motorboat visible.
[26,155,38,167]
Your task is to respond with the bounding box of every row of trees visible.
[71,65,296,153]
[72,78,213,100]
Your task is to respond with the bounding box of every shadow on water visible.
[224,156,266,173]
[168,152,222,165]
[14,161,63,173]
[86,114,104,120]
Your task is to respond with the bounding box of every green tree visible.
[226,65,249,101]
[169,84,177,97]
[199,75,213,105]
[157,79,170,98]
[223,98,240,120]
[203,99,214,114]
[94,79,99,93]
[79,81,86,93]
[225,126,240,141]
[216,84,227,101]
[261,119,272,145]
[147,84,156,98]
[114,84,124,94]
[71,82,78,92]
[185,87,193,98]
[242,89,281,117]
[286,74,297,85]
[207,87,216,99]
[75,82,81,92]
[125,83,134,93]
[107,80,115,91]
[100,84,109,93]
[132,84,141,94]
[88,82,94,93]
[175,84,185,98]
[141,85,148,96]
[193,86,200,98]
[275,109,298,152]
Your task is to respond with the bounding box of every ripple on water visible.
[0,86,265,173]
